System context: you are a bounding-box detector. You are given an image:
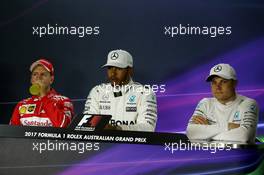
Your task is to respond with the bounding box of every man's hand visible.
[228,123,240,130]
[192,116,209,125]
[104,124,122,130]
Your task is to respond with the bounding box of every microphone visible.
[29,84,40,95]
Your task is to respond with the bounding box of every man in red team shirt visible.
[9,59,74,127]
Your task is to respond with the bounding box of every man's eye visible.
[39,72,48,76]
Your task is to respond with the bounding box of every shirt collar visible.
[32,88,57,99]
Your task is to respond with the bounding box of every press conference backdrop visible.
[0,1,264,175]
[1,0,263,133]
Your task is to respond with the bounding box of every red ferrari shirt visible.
[10,89,74,128]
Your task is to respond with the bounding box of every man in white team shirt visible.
[186,63,259,144]
[83,49,157,131]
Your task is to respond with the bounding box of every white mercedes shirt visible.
[84,80,157,132]
[186,94,259,143]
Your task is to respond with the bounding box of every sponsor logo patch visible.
[27,105,36,113]
[250,105,256,112]
[233,111,240,121]
[99,105,111,110]
[19,106,27,115]
[20,117,52,127]
[126,107,137,112]
[109,119,136,126]
[19,104,36,114]
[128,95,136,103]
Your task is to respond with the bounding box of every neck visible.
[218,94,236,105]
[121,78,131,86]
[111,78,131,87]
[39,87,51,97]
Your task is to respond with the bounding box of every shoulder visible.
[50,93,73,109]
[12,97,33,112]
[238,95,257,105]
[197,97,213,106]
[129,82,157,104]
[131,81,143,87]
[50,91,71,102]
[18,97,32,104]
[238,95,258,111]
[194,97,217,111]
[131,81,155,95]
[90,83,110,93]
[52,95,70,101]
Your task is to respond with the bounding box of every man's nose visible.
[216,82,222,90]
[110,68,117,75]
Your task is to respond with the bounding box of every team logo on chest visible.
[233,111,240,121]
[102,94,109,101]
[128,95,136,103]
[126,95,137,111]
[250,105,256,112]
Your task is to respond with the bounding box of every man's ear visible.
[50,75,54,84]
